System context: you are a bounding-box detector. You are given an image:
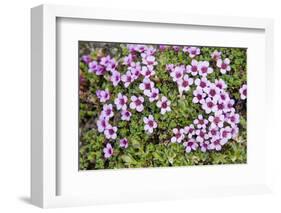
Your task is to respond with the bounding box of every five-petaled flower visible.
[186,59,199,76]
[139,78,155,96]
[186,47,200,58]
[177,75,194,94]
[130,96,144,112]
[183,139,199,153]
[143,115,157,134]
[104,125,118,140]
[217,58,231,74]
[156,96,171,114]
[198,61,213,76]
[146,87,159,102]
[101,104,114,118]
[121,110,132,121]
[119,138,129,148]
[110,71,121,87]
[114,93,128,111]
[103,143,113,158]
[171,128,185,143]
[211,50,222,61]
[96,89,110,103]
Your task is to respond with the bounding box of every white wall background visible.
[0,0,280,212]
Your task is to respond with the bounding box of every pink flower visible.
[100,55,111,67]
[88,61,98,73]
[101,104,114,118]
[239,84,247,100]
[220,126,232,144]
[208,126,219,139]
[96,115,109,133]
[119,138,128,148]
[96,89,110,103]
[209,112,225,128]
[202,97,217,114]
[106,58,117,72]
[186,59,199,76]
[103,143,113,158]
[230,124,239,139]
[187,47,200,58]
[200,141,210,152]
[217,58,231,74]
[141,54,157,66]
[192,87,206,104]
[166,64,175,72]
[130,63,142,80]
[195,129,209,143]
[194,77,210,90]
[146,87,159,102]
[193,114,208,129]
[121,110,131,121]
[171,128,185,143]
[209,137,223,151]
[172,46,180,52]
[215,79,227,90]
[139,78,155,95]
[183,139,198,153]
[156,96,171,114]
[170,66,184,82]
[104,125,117,140]
[177,75,193,93]
[123,54,133,66]
[143,115,157,134]
[121,71,134,88]
[226,112,240,125]
[81,55,91,64]
[184,124,196,138]
[110,71,121,87]
[130,96,144,112]
[141,65,155,78]
[198,61,213,76]
[205,84,220,101]
[114,93,128,111]
[211,50,222,61]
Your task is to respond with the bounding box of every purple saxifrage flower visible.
[198,61,213,76]
[217,58,231,74]
[156,96,171,114]
[143,115,157,134]
[96,115,109,133]
[114,93,128,111]
[187,47,200,58]
[101,104,114,118]
[121,71,134,88]
[81,55,91,64]
[103,143,113,158]
[119,138,129,148]
[130,96,144,112]
[141,65,155,78]
[211,50,222,61]
[193,114,208,129]
[171,128,185,143]
[170,66,185,82]
[110,71,121,87]
[139,78,155,96]
[183,139,198,153]
[104,125,118,140]
[192,87,206,104]
[96,89,110,103]
[146,87,159,102]
[121,110,132,121]
[177,75,194,94]
[239,84,247,100]
[186,59,199,76]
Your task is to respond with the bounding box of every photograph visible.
[79,41,247,170]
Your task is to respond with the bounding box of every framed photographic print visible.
[31,4,274,208]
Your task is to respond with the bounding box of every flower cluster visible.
[81,45,246,160]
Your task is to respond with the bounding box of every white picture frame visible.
[31,4,274,208]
